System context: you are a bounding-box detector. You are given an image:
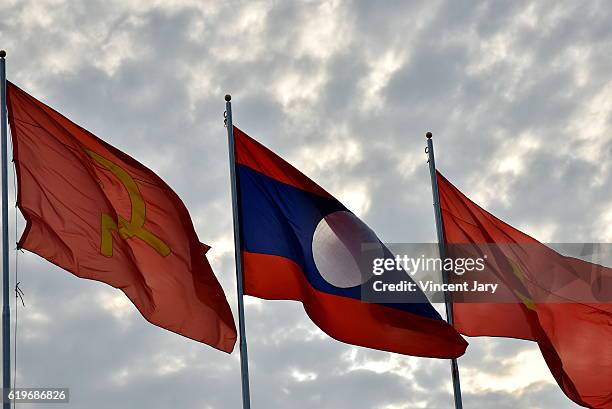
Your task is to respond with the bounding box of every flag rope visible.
[10,123,22,409]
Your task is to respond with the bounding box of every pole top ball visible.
[0,50,6,58]
[426,132,433,139]
[225,94,231,102]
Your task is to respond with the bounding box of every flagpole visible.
[224,94,251,409]
[0,50,10,409]
[425,132,463,409]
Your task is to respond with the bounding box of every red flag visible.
[7,82,236,353]
[438,171,612,409]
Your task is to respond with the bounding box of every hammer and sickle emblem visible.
[508,259,536,311]
[86,149,171,258]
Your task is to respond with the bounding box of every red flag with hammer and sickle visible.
[437,171,612,409]
[7,81,236,353]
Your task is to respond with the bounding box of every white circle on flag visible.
[312,211,384,288]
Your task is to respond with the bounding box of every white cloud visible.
[3,0,608,408]
[463,348,554,394]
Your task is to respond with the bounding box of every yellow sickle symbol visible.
[86,149,171,258]
[508,259,536,311]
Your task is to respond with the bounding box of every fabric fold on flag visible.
[437,170,612,409]
[233,127,467,358]
[7,81,236,353]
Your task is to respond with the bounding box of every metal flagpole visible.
[0,50,11,409]
[425,131,463,409]
[224,94,251,409]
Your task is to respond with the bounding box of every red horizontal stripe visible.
[233,127,334,199]
[242,251,467,358]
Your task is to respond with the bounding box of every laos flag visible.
[234,127,467,358]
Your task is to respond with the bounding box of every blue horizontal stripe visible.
[238,164,441,321]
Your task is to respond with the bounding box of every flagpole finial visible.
[225,94,231,102]
[426,132,433,139]
[0,50,6,58]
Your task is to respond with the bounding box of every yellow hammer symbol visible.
[86,149,171,258]
[508,259,536,311]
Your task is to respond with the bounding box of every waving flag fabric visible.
[7,82,236,353]
[437,171,612,409]
[233,127,467,358]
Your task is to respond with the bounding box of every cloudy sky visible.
[1,0,611,408]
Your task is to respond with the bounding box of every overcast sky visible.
[1,1,611,408]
